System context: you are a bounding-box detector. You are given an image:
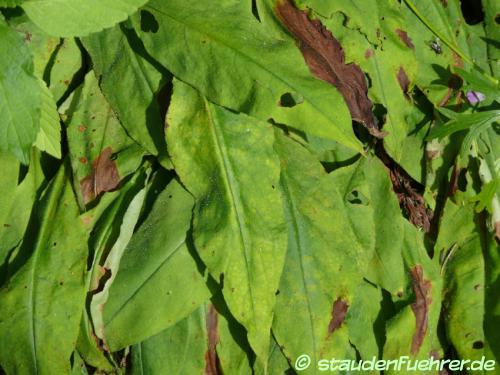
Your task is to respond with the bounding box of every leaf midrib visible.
[203,98,257,321]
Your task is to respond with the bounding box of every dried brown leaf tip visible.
[205,305,221,375]
[410,265,432,355]
[328,297,349,336]
[80,147,121,205]
[275,0,386,138]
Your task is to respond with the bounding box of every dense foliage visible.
[0,0,499,374]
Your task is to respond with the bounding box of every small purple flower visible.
[466,90,486,104]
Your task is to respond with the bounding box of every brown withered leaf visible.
[205,305,221,375]
[276,0,386,138]
[80,147,121,205]
[410,265,432,355]
[327,298,349,336]
[377,145,433,232]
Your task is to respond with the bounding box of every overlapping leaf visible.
[138,0,361,152]
[167,79,287,368]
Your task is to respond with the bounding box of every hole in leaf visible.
[472,341,484,349]
[346,190,369,205]
[141,10,159,33]
[279,92,303,107]
[459,0,484,25]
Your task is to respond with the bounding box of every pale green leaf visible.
[167,79,288,368]
[22,0,149,37]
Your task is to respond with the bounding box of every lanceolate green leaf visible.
[90,177,148,347]
[436,201,487,362]
[272,132,363,372]
[103,179,210,351]
[139,0,361,152]
[76,169,149,371]
[0,151,42,270]
[65,72,145,207]
[167,80,287,368]
[0,162,88,375]
[0,20,42,164]
[34,79,61,158]
[21,0,149,37]
[131,306,207,375]
[82,23,170,166]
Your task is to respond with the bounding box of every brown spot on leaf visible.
[328,298,349,336]
[452,52,463,68]
[410,265,432,355]
[365,48,374,59]
[275,0,386,138]
[79,157,87,164]
[78,125,87,132]
[447,165,461,197]
[441,0,448,7]
[3,223,10,228]
[205,305,221,375]
[80,147,120,205]
[397,66,411,100]
[64,80,70,86]
[24,32,32,42]
[395,29,415,49]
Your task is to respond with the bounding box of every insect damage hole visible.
[140,10,159,33]
[279,92,304,107]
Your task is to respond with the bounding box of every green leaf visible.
[21,0,149,37]
[0,20,42,163]
[103,179,210,351]
[82,23,171,167]
[34,79,61,158]
[272,132,363,371]
[436,201,487,362]
[428,110,500,140]
[65,72,145,207]
[0,151,42,271]
[300,0,429,181]
[76,169,149,372]
[138,0,362,152]
[484,0,500,78]
[0,0,23,7]
[90,176,148,347]
[0,162,88,375]
[47,38,83,102]
[131,306,207,375]
[167,79,287,368]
